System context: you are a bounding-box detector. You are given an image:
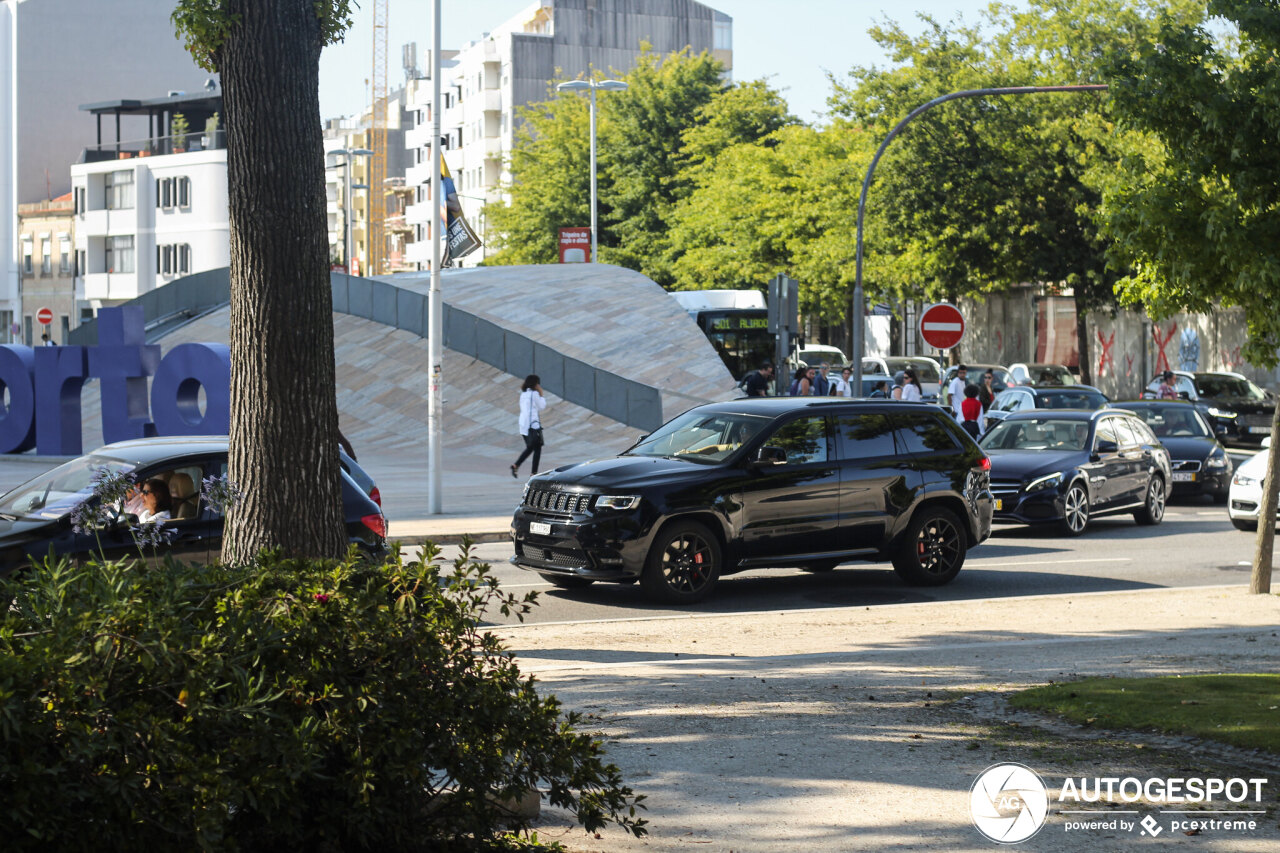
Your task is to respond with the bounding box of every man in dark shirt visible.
[743,363,775,397]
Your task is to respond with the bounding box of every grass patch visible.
[1009,674,1280,754]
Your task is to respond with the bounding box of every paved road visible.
[429,493,1258,627]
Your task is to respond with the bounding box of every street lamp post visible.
[331,147,372,273]
[556,78,628,263]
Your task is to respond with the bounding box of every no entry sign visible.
[919,303,965,350]
[36,307,53,326]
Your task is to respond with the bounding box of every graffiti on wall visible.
[1179,327,1201,372]
[1095,330,1116,378]
[1152,322,1178,372]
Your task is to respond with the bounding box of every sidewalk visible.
[495,585,1280,852]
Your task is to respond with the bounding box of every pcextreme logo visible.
[970,763,1050,844]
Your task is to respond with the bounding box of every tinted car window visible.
[894,413,959,454]
[1195,374,1264,400]
[1094,418,1119,449]
[1112,418,1141,449]
[981,418,1091,451]
[1037,389,1107,409]
[1129,418,1160,444]
[835,413,897,459]
[767,416,830,464]
[993,391,1023,412]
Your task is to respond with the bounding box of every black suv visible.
[510,398,993,603]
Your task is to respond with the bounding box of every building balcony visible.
[80,130,226,163]
[405,161,432,187]
[480,89,502,113]
[406,123,435,150]
[405,241,432,264]
[82,272,140,302]
[405,201,437,225]
[483,137,505,160]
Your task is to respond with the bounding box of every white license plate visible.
[1172,472,1196,482]
[1250,426,1272,434]
[995,499,1003,511]
[529,521,552,536]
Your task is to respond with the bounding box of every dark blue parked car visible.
[979,409,1171,536]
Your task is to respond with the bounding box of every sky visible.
[318,0,1007,126]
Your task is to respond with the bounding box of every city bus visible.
[670,290,773,382]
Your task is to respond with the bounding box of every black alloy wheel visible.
[640,520,721,603]
[892,507,966,586]
[1058,483,1090,537]
[538,572,594,589]
[1134,477,1166,525]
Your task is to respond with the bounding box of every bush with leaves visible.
[0,543,646,851]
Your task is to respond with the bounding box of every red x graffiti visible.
[1152,322,1178,373]
[1096,330,1115,378]
[1125,353,1135,377]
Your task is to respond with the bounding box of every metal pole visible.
[342,159,352,273]
[588,84,598,263]
[3,1,19,343]
[427,0,443,513]
[850,84,1108,395]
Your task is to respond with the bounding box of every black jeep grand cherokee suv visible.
[510,398,993,603]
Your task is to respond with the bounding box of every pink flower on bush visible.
[314,593,331,604]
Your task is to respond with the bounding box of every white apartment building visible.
[1,0,215,341]
[402,0,732,269]
[70,90,229,310]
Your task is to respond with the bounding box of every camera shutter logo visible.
[970,763,1050,843]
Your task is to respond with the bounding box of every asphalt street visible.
[433,490,1260,627]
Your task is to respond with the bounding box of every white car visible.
[1227,441,1276,531]
[862,355,943,401]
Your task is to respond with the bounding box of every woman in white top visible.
[900,368,923,402]
[511,374,547,478]
[136,478,172,524]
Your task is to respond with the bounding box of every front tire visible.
[1134,477,1166,525]
[1058,483,1090,537]
[892,507,966,586]
[640,521,721,603]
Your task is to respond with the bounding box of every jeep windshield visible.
[628,412,773,464]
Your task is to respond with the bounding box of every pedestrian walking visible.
[833,367,854,397]
[901,368,923,402]
[40,333,54,347]
[948,364,969,421]
[813,362,832,396]
[978,370,997,412]
[741,362,775,397]
[868,379,889,398]
[511,374,546,478]
[788,366,814,396]
[960,384,985,439]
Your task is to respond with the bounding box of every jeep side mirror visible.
[752,446,787,466]
[1095,439,1118,454]
[1178,391,1191,400]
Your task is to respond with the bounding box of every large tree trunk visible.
[220,0,346,561]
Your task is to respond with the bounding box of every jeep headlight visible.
[1207,407,1238,419]
[595,494,641,511]
[1026,472,1064,493]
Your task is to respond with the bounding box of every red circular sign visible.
[919,303,965,350]
[36,307,53,326]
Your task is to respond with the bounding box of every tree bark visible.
[220,0,346,561]
[1250,403,1279,594]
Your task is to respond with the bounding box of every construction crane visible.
[368,0,389,276]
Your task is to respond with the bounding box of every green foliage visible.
[0,545,646,850]
[172,0,355,72]
[1097,0,1280,367]
[170,112,190,149]
[487,49,790,282]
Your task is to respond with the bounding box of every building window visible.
[714,19,732,50]
[159,243,192,276]
[105,170,135,210]
[40,239,52,276]
[105,235,135,274]
[21,238,32,276]
[157,176,191,209]
[74,186,86,214]
[59,234,71,273]
[76,249,86,277]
